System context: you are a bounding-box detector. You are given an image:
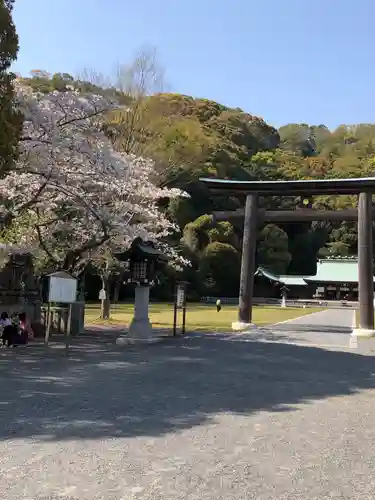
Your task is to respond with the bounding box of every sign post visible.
[99,288,107,320]
[45,271,77,354]
[173,282,188,336]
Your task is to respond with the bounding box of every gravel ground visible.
[261,308,356,348]
[1,318,375,499]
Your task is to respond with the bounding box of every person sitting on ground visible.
[0,312,18,347]
[18,312,34,344]
[0,311,12,328]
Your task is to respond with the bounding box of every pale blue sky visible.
[12,0,375,129]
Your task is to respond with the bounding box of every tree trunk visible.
[100,274,111,320]
[78,270,86,301]
[112,273,123,303]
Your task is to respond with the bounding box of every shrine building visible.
[254,257,375,301]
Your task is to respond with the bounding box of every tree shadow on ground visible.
[0,334,374,443]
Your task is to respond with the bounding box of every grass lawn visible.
[85,302,324,332]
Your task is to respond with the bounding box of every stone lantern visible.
[114,237,167,344]
[280,284,288,308]
[0,243,40,322]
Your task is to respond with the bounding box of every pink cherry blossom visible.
[0,82,189,272]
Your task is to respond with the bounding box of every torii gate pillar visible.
[355,192,375,336]
[232,194,258,331]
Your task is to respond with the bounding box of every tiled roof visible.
[255,267,308,286]
[279,275,309,286]
[256,259,375,286]
[304,258,375,284]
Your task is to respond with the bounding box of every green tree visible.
[110,92,280,189]
[182,215,238,254]
[198,242,241,297]
[279,124,316,157]
[17,65,375,288]
[0,0,22,177]
[257,224,291,274]
[182,215,212,253]
[286,228,324,275]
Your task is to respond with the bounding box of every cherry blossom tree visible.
[0,82,188,297]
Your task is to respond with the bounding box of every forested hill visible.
[18,71,375,297]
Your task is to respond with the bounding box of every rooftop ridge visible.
[319,256,358,262]
[279,274,311,278]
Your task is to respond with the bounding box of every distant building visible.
[254,257,375,300]
[254,267,314,299]
[305,257,375,300]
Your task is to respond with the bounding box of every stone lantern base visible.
[116,285,161,345]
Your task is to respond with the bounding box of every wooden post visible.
[182,303,187,335]
[173,300,177,336]
[358,192,374,330]
[66,303,72,355]
[45,303,51,345]
[238,194,258,324]
[57,308,62,334]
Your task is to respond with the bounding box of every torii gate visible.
[199,177,375,337]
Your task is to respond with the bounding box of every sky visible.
[12,0,375,129]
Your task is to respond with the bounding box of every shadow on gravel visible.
[0,334,374,442]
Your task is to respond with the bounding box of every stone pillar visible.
[117,285,159,345]
[354,191,375,337]
[233,194,258,331]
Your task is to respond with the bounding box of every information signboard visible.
[48,275,77,303]
[176,286,185,308]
